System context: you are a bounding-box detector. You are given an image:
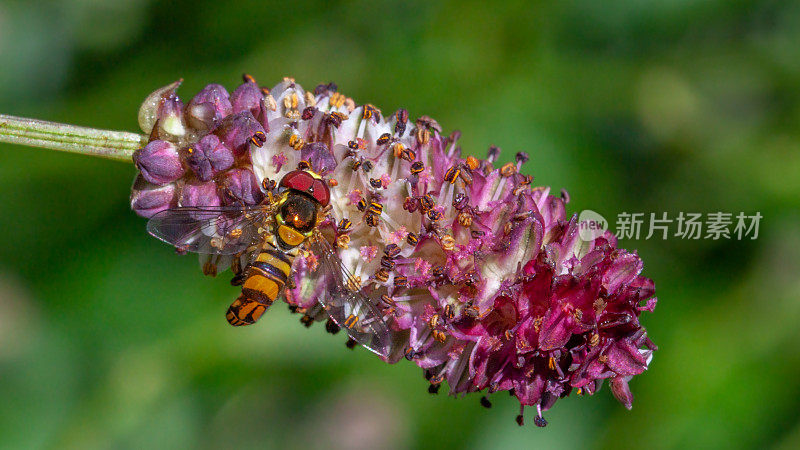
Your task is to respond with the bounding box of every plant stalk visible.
[0,114,147,163]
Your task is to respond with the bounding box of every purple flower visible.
[132,140,184,185]
[185,134,234,181]
[131,77,658,425]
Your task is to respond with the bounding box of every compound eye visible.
[280,195,317,233]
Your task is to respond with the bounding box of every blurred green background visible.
[1,0,799,448]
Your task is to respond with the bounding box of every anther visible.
[301,106,317,120]
[465,156,479,170]
[380,294,396,307]
[375,268,389,283]
[329,92,345,108]
[336,234,350,248]
[395,109,409,136]
[400,148,416,161]
[500,162,517,177]
[487,145,500,162]
[377,133,391,145]
[444,165,460,184]
[458,211,473,227]
[561,188,570,203]
[441,234,455,251]
[368,201,383,215]
[416,128,430,145]
[403,197,418,212]
[365,213,380,227]
[419,194,435,212]
[338,218,352,232]
[384,244,401,258]
[250,130,266,147]
[427,209,443,221]
[452,193,468,210]
[380,256,396,270]
[363,104,379,120]
[443,304,455,320]
[261,178,276,191]
[304,91,316,107]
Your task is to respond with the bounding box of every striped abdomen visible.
[226,248,294,326]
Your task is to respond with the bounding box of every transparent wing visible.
[306,233,392,357]
[147,205,272,255]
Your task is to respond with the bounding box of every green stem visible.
[0,114,147,163]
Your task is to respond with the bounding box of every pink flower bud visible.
[185,134,234,181]
[138,80,182,134]
[213,111,265,156]
[133,140,184,185]
[155,92,186,140]
[180,181,221,209]
[186,84,232,130]
[220,168,264,205]
[130,175,177,218]
[231,80,264,116]
[610,377,634,410]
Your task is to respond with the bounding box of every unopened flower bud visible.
[133,140,184,185]
[231,80,264,116]
[186,83,232,130]
[300,142,336,174]
[180,181,221,209]
[185,134,234,181]
[221,168,264,205]
[138,80,182,134]
[610,377,634,410]
[130,175,177,218]
[213,111,265,156]
[156,92,186,140]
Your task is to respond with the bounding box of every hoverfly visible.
[146,168,392,357]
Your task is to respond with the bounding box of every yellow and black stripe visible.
[226,248,295,326]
